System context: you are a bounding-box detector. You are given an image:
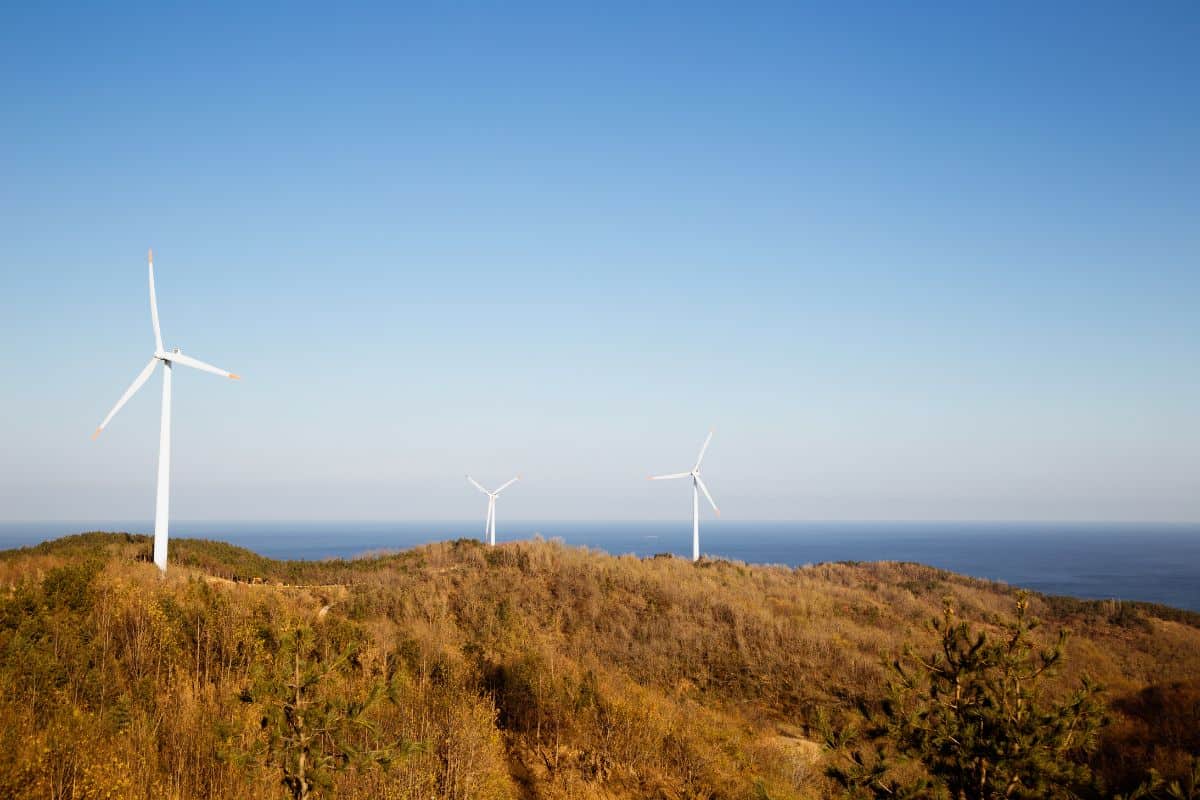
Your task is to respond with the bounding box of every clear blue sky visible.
[2,2,1197,523]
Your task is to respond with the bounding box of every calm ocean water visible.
[2,521,1198,612]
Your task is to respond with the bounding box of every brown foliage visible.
[0,533,1196,798]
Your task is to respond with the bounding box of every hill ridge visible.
[1,532,1197,798]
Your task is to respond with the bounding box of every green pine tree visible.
[824,593,1106,799]
[243,625,419,800]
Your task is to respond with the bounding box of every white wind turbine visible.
[649,431,720,562]
[467,475,520,546]
[92,249,241,573]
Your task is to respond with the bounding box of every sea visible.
[2,520,1198,612]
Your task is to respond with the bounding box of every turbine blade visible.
[696,475,720,515]
[494,475,520,495]
[467,475,490,495]
[148,249,163,353]
[164,351,240,379]
[648,472,690,480]
[694,430,714,471]
[93,357,159,438]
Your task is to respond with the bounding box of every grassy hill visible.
[1,532,1197,799]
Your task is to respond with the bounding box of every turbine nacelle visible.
[467,474,521,497]
[153,349,241,379]
[647,433,720,516]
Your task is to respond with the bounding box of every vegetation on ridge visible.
[0,532,1197,799]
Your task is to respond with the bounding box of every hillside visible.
[1,532,1197,799]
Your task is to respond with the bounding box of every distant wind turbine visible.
[467,475,520,546]
[92,249,241,573]
[649,431,720,562]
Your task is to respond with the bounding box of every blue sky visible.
[1,2,1197,523]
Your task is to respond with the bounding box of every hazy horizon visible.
[6,520,1200,611]
[5,517,1200,525]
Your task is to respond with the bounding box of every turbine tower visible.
[92,249,240,573]
[649,431,720,561]
[467,475,520,546]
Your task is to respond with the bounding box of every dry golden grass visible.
[0,532,1196,799]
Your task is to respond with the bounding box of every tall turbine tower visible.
[92,249,241,572]
[467,475,520,546]
[649,431,720,561]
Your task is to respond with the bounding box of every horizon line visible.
[4,519,1200,526]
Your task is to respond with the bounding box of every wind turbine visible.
[649,431,720,562]
[467,475,520,546]
[92,249,241,573]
